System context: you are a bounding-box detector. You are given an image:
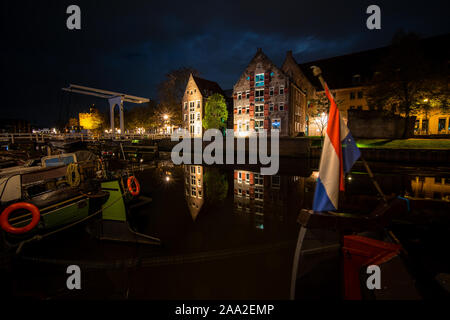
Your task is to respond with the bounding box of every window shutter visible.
[234,171,238,179]
[249,173,254,185]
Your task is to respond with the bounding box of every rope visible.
[66,163,81,187]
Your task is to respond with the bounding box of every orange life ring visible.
[0,202,40,234]
[127,176,140,196]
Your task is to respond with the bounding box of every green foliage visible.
[204,168,228,204]
[202,93,228,131]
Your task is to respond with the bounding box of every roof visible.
[299,33,450,90]
[192,76,224,96]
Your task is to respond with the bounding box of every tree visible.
[79,107,105,133]
[204,167,228,205]
[307,92,342,136]
[367,31,449,118]
[202,93,228,132]
[157,67,199,127]
[67,117,79,127]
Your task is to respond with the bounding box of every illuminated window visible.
[238,172,242,182]
[255,104,264,117]
[255,73,264,87]
[191,166,196,174]
[255,89,264,101]
[196,112,200,121]
[245,173,250,184]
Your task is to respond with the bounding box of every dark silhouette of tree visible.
[157,67,200,127]
[367,31,448,118]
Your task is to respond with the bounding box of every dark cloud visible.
[2,0,449,126]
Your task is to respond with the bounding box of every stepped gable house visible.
[232,48,315,137]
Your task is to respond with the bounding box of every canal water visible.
[2,159,450,299]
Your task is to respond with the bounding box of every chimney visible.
[286,50,293,58]
[257,48,262,53]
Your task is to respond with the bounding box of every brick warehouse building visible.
[233,48,315,137]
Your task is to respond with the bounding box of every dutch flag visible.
[312,83,361,212]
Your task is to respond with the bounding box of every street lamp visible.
[163,114,169,120]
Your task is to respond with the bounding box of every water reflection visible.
[409,176,450,201]
[233,169,314,230]
[184,165,204,221]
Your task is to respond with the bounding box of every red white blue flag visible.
[312,84,361,212]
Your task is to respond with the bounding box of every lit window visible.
[255,104,264,117]
[255,89,264,101]
[184,114,187,121]
[197,101,201,108]
[238,172,242,182]
[255,73,264,87]
[196,112,200,121]
[254,120,264,132]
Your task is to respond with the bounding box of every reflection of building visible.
[233,169,307,229]
[181,74,227,137]
[411,176,450,201]
[184,165,204,220]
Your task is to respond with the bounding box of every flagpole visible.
[310,66,388,204]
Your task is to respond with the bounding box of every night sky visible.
[2,0,449,127]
